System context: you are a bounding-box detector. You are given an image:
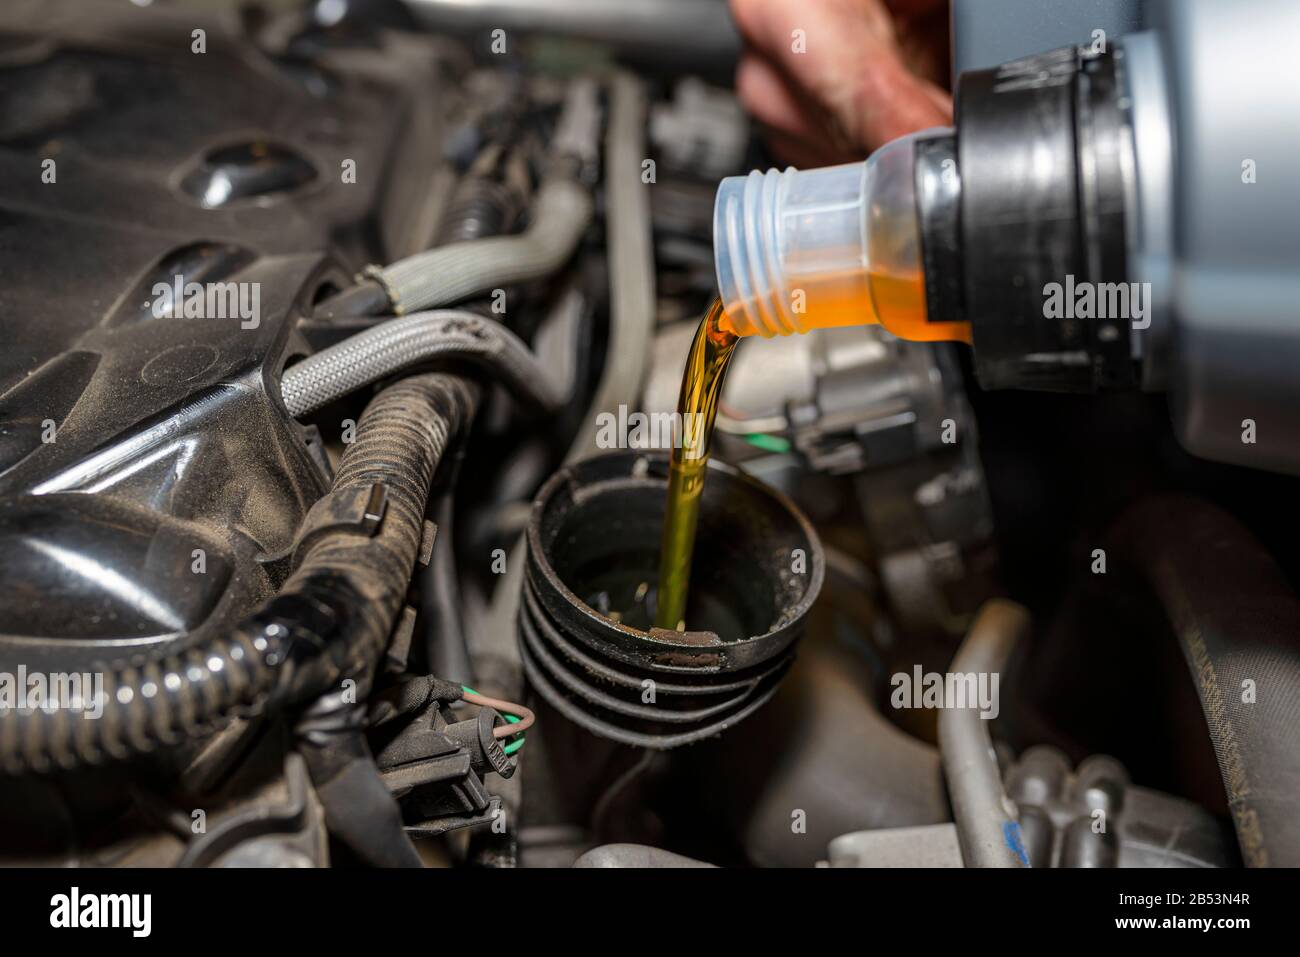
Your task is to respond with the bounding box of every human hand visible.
[730,0,953,166]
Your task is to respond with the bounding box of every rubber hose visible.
[312,280,390,321]
[436,177,522,246]
[1111,496,1300,867]
[296,689,424,868]
[0,374,477,774]
[279,310,561,418]
[376,177,592,315]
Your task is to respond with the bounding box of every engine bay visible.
[0,0,1296,876]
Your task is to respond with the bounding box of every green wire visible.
[462,685,525,755]
[744,433,792,454]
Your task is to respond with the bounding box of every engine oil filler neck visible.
[518,450,823,748]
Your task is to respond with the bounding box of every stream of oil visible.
[652,265,946,630]
[653,297,738,631]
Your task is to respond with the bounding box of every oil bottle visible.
[654,133,970,631]
[712,131,970,344]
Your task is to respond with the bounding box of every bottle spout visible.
[712,131,971,344]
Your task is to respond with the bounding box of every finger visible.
[839,55,952,149]
[731,0,895,66]
[917,78,954,116]
[731,0,952,152]
[735,54,827,144]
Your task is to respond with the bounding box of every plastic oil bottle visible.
[655,133,971,631]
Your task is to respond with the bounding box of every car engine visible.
[0,0,1296,875]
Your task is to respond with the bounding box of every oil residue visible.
[653,297,738,631]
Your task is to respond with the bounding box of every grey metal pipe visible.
[375,177,592,315]
[937,600,1031,868]
[565,71,656,462]
[574,844,716,868]
[280,310,562,417]
[400,0,740,68]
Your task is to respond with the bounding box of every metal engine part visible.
[645,322,995,640]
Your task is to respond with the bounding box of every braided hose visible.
[1,374,477,774]
[280,310,561,418]
[376,177,592,314]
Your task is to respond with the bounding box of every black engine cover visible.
[0,0,446,671]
